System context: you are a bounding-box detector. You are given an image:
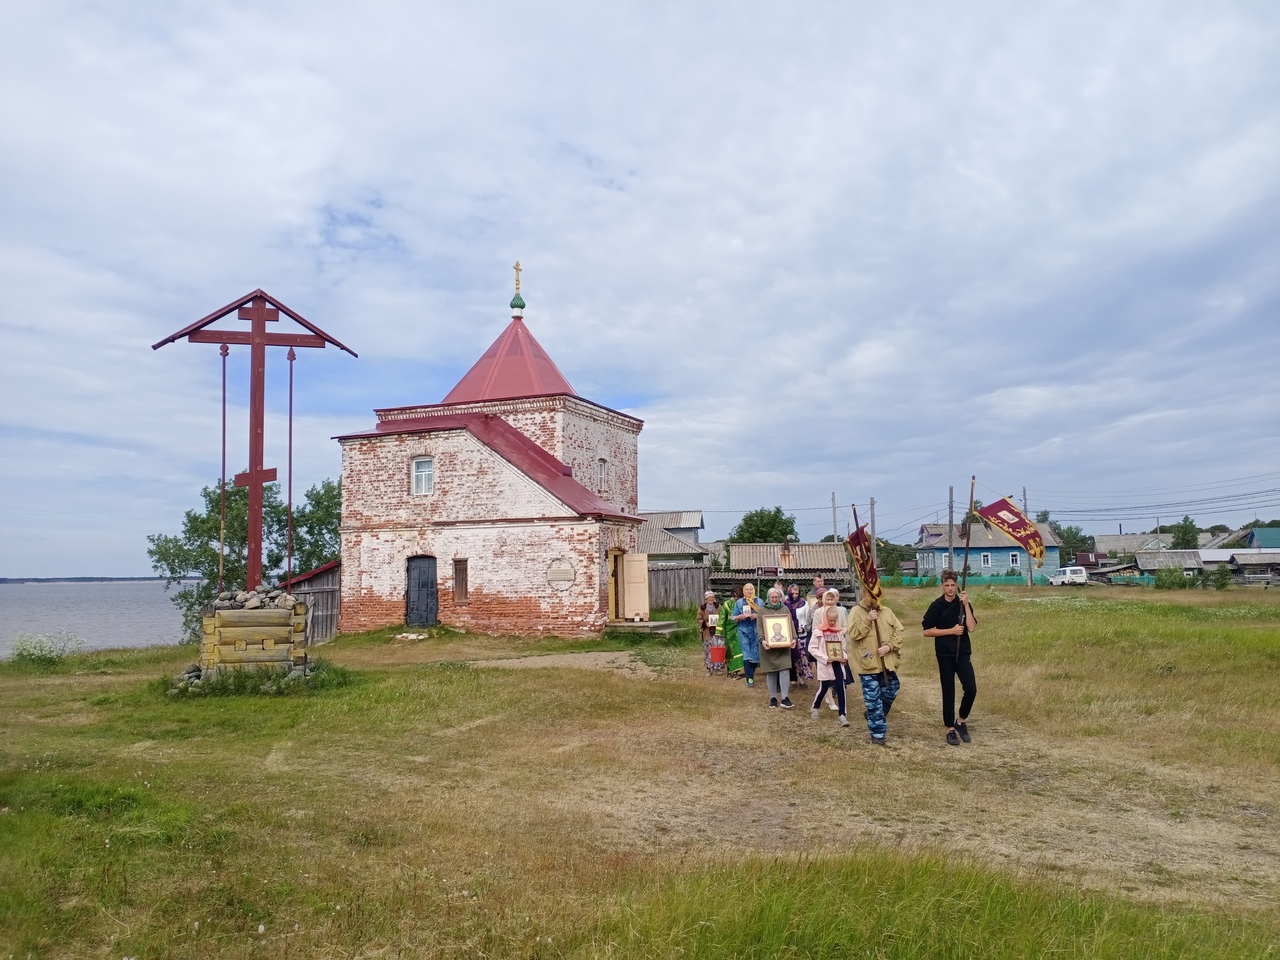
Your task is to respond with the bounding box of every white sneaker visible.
[838,715,850,727]
[810,707,820,719]
[828,699,838,711]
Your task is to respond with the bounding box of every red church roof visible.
[441,318,576,404]
[335,412,635,523]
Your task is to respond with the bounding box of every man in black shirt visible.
[921,569,978,746]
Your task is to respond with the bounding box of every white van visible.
[1048,566,1089,586]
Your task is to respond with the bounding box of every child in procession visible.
[808,601,850,726]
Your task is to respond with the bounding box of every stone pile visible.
[170,659,312,691]
[211,583,299,611]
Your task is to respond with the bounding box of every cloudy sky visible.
[2,2,1278,576]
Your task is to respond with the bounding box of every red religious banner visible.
[846,525,883,603]
[977,497,1046,567]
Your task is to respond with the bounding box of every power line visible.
[1044,488,1280,518]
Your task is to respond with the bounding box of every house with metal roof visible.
[637,511,704,546]
[727,542,850,576]
[636,518,707,564]
[1198,549,1280,582]
[914,522,1061,575]
[1135,550,1203,573]
[336,271,648,636]
[1230,551,1280,581]
[1244,528,1280,549]
[1094,531,1214,555]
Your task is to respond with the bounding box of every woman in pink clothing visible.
[808,591,850,727]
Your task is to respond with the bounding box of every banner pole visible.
[960,475,976,592]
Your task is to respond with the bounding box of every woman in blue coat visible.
[732,582,762,687]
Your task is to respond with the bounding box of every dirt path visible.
[470,651,657,678]
[448,652,1280,909]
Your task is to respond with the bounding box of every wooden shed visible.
[286,560,341,643]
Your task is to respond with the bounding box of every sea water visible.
[0,580,187,660]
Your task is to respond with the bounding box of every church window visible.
[596,458,607,492]
[412,457,434,495]
[453,558,468,604]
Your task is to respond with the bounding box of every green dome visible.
[510,292,526,311]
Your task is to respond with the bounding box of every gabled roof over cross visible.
[150,289,357,355]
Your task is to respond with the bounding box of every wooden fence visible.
[289,564,341,643]
[648,563,710,610]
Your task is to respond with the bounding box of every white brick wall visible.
[338,416,641,636]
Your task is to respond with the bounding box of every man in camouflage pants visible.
[846,594,905,745]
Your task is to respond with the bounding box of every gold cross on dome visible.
[513,260,522,292]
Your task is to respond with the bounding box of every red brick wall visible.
[338,520,634,636]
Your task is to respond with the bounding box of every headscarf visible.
[763,586,785,611]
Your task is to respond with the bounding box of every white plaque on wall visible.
[546,558,577,589]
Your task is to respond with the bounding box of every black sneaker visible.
[780,697,794,709]
[957,722,971,743]
[769,697,779,709]
[946,729,961,746]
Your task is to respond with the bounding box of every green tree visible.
[291,479,342,573]
[1211,563,1232,591]
[727,507,798,543]
[1171,515,1199,550]
[875,541,916,576]
[1035,510,1050,524]
[147,478,340,642]
[1047,521,1094,560]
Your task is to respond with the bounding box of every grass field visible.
[2,587,1278,958]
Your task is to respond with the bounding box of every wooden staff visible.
[959,476,976,591]
[959,475,976,627]
[852,502,887,676]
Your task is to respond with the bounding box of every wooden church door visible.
[406,556,438,627]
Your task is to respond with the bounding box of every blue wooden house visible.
[914,522,1061,576]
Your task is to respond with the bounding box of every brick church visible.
[335,270,647,636]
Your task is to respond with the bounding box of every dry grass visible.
[1,587,1278,957]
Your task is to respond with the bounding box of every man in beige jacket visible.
[846,596,904,745]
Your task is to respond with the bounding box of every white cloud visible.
[1,2,1279,572]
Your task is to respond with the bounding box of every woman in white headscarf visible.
[696,590,724,674]
[758,586,797,708]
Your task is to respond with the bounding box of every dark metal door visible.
[406,556,438,627]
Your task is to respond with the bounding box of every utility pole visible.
[831,492,838,542]
[870,497,878,567]
[947,485,955,572]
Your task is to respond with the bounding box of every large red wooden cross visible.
[153,290,356,592]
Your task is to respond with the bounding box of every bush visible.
[1004,568,1021,577]
[11,631,84,668]
[1212,563,1232,591]
[1154,569,1192,591]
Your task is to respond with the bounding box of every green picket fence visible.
[887,575,1157,588]
[889,576,1042,588]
